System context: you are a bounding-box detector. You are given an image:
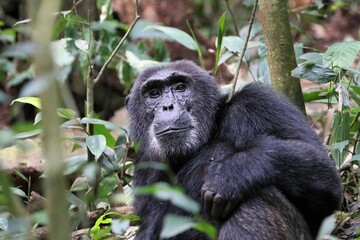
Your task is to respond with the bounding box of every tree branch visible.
[228,0,258,102]
[94,0,140,84]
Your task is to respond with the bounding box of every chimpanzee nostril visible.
[163,104,174,111]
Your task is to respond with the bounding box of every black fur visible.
[126,60,342,240]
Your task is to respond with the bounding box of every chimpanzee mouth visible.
[155,126,193,136]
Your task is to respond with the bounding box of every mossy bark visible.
[258,0,306,114]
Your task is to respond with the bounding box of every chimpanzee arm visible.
[201,137,341,220]
[201,84,342,235]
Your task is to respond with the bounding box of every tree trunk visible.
[31,0,70,239]
[258,0,306,114]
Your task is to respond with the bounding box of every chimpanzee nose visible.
[163,103,174,111]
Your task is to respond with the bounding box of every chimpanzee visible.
[126,60,342,239]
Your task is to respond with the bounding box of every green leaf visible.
[91,211,122,239]
[323,41,360,69]
[14,171,28,182]
[351,154,360,163]
[57,108,77,120]
[15,129,42,139]
[214,12,226,75]
[135,183,200,214]
[7,68,34,87]
[160,214,195,238]
[222,36,264,53]
[298,52,323,64]
[291,63,336,83]
[328,111,350,167]
[303,90,328,102]
[146,26,197,51]
[80,117,125,131]
[70,177,90,192]
[91,20,121,33]
[10,187,27,198]
[86,135,107,160]
[193,221,217,240]
[11,97,41,109]
[66,191,87,211]
[98,174,118,198]
[64,155,87,175]
[93,121,116,148]
[74,39,89,53]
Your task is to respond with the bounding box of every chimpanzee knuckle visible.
[204,190,215,201]
[213,193,224,204]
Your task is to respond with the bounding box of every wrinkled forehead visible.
[138,67,190,83]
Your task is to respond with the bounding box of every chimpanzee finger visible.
[221,196,241,219]
[203,190,215,217]
[201,185,207,206]
[211,193,226,220]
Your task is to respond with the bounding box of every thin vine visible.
[227,0,258,102]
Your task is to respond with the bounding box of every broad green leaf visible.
[11,97,41,109]
[86,135,106,160]
[222,36,264,53]
[130,20,174,40]
[10,187,26,198]
[303,90,328,102]
[125,50,159,73]
[93,120,116,148]
[90,20,121,33]
[146,26,197,51]
[298,52,323,64]
[15,129,42,139]
[64,155,87,175]
[98,174,118,198]
[80,117,125,131]
[160,215,195,238]
[327,140,349,152]
[135,183,200,214]
[323,41,360,69]
[291,63,336,83]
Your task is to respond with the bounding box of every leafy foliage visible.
[0,0,359,238]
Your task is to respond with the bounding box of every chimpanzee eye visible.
[149,89,161,98]
[175,83,187,92]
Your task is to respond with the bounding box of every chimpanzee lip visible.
[155,126,193,136]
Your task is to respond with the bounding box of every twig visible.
[225,0,239,36]
[227,0,258,102]
[94,0,140,84]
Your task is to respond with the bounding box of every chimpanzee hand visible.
[201,184,241,220]
[200,159,244,220]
